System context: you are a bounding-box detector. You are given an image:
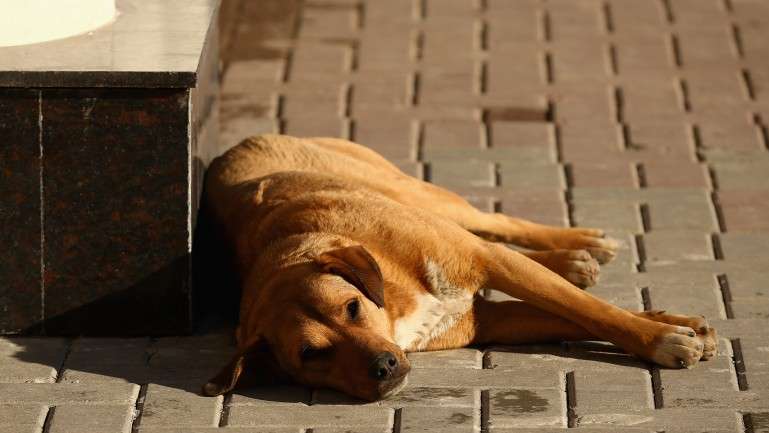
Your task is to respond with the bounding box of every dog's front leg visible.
[478,242,706,368]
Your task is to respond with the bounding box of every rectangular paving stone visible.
[230,385,311,406]
[282,114,349,139]
[422,120,485,148]
[0,405,47,433]
[61,338,150,384]
[646,282,725,319]
[140,383,221,428]
[647,199,719,231]
[407,348,482,369]
[429,160,495,188]
[643,161,711,188]
[400,406,477,433]
[407,364,562,389]
[732,298,769,320]
[488,388,565,428]
[227,405,392,428]
[489,122,556,161]
[623,122,696,161]
[570,163,638,188]
[312,428,390,433]
[353,115,416,162]
[713,161,769,190]
[499,194,568,227]
[140,429,300,433]
[720,233,769,263]
[0,383,139,405]
[571,202,643,233]
[0,338,67,383]
[641,231,714,263]
[719,190,769,232]
[487,48,545,92]
[49,405,134,433]
[585,282,644,311]
[726,271,769,299]
[497,163,565,190]
[576,408,742,431]
[486,346,574,371]
[313,386,478,408]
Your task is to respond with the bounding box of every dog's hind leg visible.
[391,181,618,263]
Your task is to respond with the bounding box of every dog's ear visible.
[202,338,289,396]
[317,245,385,308]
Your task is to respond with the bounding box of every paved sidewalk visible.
[3,0,769,431]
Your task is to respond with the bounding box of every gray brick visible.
[139,429,300,433]
[0,383,138,405]
[486,346,574,371]
[313,428,390,433]
[646,283,725,319]
[647,200,719,231]
[488,388,565,428]
[400,406,477,432]
[140,384,222,428]
[0,338,67,383]
[576,408,742,431]
[571,201,643,233]
[230,386,311,406]
[720,233,769,264]
[48,405,134,433]
[313,386,477,408]
[732,298,769,319]
[61,338,150,384]
[642,231,714,263]
[0,405,47,433]
[227,405,392,428]
[429,160,495,188]
[407,364,562,389]
[407,349,482,369]
[498,163,565,191]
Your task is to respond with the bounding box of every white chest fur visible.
[393,259,473,351]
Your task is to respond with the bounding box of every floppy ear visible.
[201,338,289,396]
[317,245,385,308]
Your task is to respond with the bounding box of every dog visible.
[200,134,717,401]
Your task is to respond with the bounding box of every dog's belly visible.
[393,260,474,351]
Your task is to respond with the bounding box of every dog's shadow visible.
[8,336,651,407]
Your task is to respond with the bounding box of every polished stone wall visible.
[0,86,219,335]
[0,0,221,335]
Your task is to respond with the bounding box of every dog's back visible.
[207,134,404,191]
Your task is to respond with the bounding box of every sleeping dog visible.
[201,134,717,401]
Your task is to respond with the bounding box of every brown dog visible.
[201,134,717,401]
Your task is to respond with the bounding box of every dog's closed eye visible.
[300,344,332,363]
[346,298,360,321]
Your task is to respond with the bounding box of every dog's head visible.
[202,245,410,401]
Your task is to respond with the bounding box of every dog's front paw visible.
[640,311,718,361]
[650,325,704,368]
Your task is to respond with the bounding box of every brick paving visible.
[3,0,769,431]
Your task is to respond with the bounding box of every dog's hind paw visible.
[549,228,621,265]
[561,250,601,288]
[526,249,601,288]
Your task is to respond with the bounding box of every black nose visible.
[369,351,398,381]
